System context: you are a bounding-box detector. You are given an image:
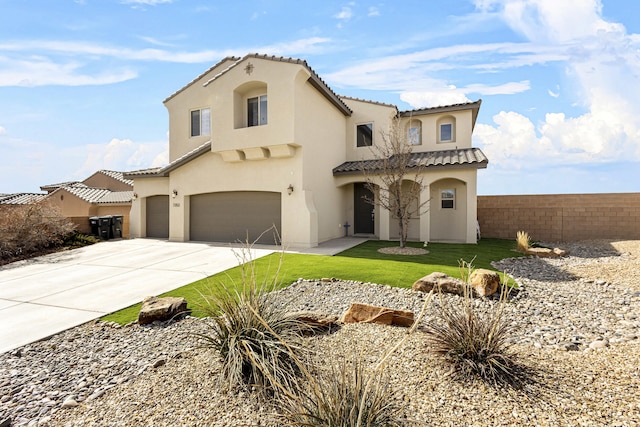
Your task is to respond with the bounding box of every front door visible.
[354,183,374,234]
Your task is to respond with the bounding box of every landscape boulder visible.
[138,296,189,325]
[341,303,414,327]
[290,311,340,335]
[468,268,501,297]
[412,272,467,295]
[413,271,500,297]
[524,247,570,258]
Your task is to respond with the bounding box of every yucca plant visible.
[193,233,308,397]
[423,260,524,388]
[516,230,531,253]
[279,357,406,427]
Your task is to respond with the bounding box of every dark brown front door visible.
[354,183,374,234]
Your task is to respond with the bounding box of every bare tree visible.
[361,116,429,248]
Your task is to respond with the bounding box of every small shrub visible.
[279,358,405,427]
[0,201,76,262]
[516,230,531,253]
[64,232,100,248]
[193,238,307,398]
[423,261,524,388]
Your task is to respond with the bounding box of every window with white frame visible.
[441,189,455,209]
[356,123,373,147]
[190,107,210,137]
[248,95,267,127]
[407,120,422,145]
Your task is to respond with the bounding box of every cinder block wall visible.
[477,193,640,242]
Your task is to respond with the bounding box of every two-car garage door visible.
[190,191,281,245]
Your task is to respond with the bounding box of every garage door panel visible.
[190,192,281,244]
[146,195,169,238]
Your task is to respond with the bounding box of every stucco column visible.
[420,185,430,243]
[377,183,390,241]
[129,196,143,238]
[466,177,478,243]
[169,193,186,242]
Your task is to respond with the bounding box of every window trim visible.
[441,189,455,209]
[247,94,267,127]
[439,123,453,142]
[190,107,210,137]
[407,122,422,145]
[356,122,373,147]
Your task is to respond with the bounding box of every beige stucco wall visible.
[131,56,481,247]
[164,58,238,161]
[129,177,169,238]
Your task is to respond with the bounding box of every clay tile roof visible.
[96,191,134,204]
[96,170,134,186]
[332,148,488,176]
[0,193,48,205]
[124,140,211,179]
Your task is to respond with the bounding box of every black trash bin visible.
[89,217,100,237]
[111,215,123,239]
[98,216,113,240]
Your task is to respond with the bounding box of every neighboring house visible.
[42,170,134,237]
[126,53,488,247]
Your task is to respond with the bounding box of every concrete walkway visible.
[0,237,366,354]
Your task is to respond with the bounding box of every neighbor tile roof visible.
[332,148,488,176]
[0,193,48,205]
[40,181,83,192]
[96,170,134,186]
[52,186,133,204]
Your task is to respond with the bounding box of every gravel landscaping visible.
[1,240,639,426]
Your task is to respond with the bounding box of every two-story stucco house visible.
[126,53,488,248]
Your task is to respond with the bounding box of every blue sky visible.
[1,0,639,195]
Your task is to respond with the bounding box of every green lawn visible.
[103,238,521,324]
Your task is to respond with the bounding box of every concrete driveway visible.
[0,237,366,354]
[0,239,277,354]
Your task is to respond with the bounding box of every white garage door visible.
[190,191,281,244]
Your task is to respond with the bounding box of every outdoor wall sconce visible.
[132,193,138,200]
[287,184,294,195]
[172,189,178,198]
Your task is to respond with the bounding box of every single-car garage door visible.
[146,195,169,238]
[190,191,281,244]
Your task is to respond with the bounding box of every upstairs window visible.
[248,95,268,127]
[356,123,373,147]
[407,119,422,145]
[440,123,452,142]
[437,115,456,143]
[441,189,455,209]
[190,107,210,137]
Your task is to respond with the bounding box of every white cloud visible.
[471,0,640,172]
[335,7,353,21]
[75,138,168,178]
[0,37,334,87]
[368,7,380,17]
[0,55,137,87]
[401,89,471,109]
[0,126,6,135]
